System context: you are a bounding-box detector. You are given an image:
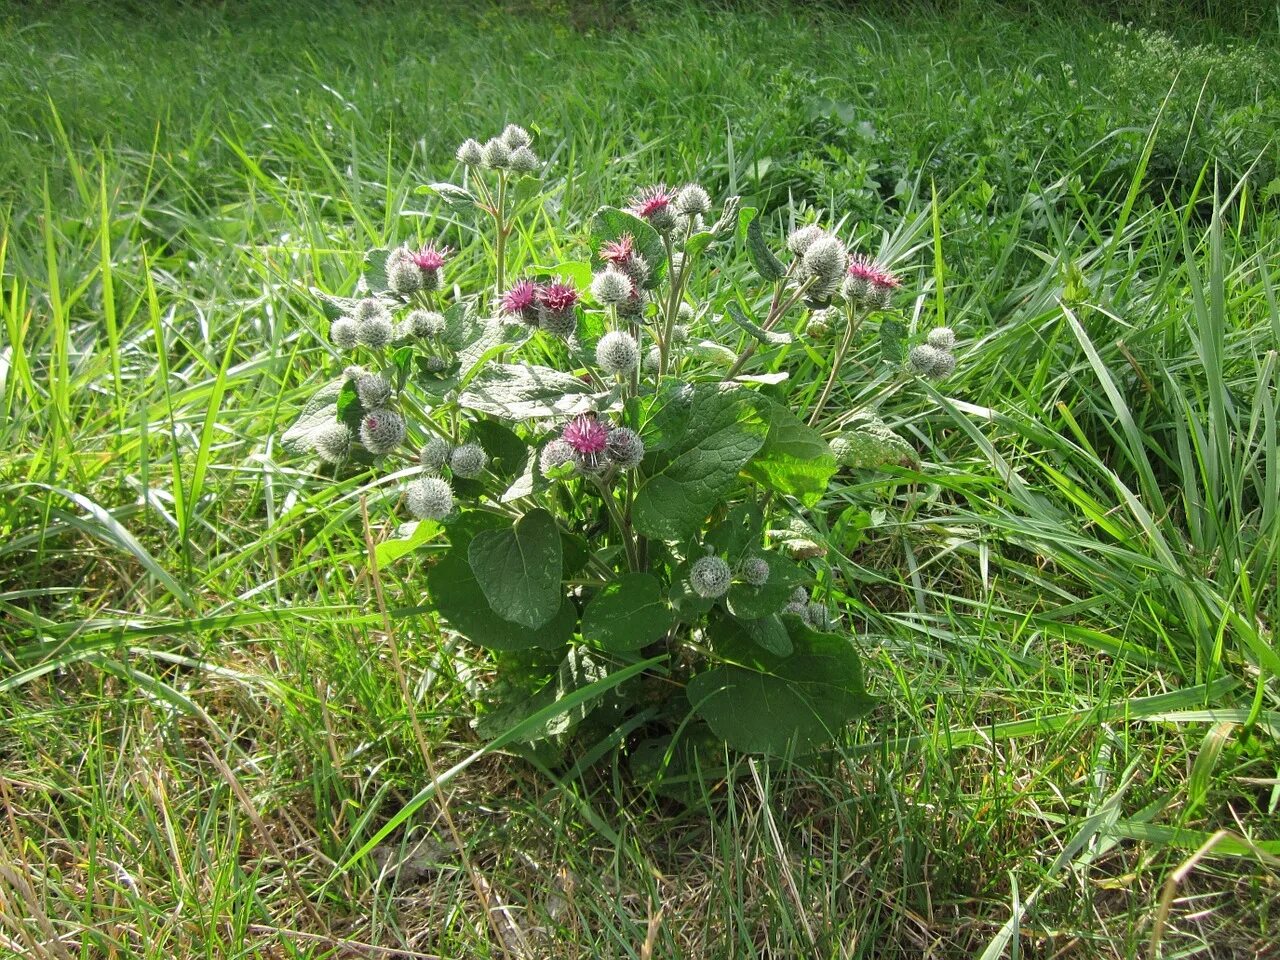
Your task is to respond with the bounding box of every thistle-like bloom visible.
[388,259,422,295]
[739,556,770,587]
[481,137,512,169]
[501,279,542,324]
[360,408,406,455]
[456,138,484,166]
[676,183,711,216]
[424,356,448,373]
[605,427,644,469]
[689,555,732,599]
[926,326,956,351]
[787,225,827,257]
[562,414,609,472]
[315,422,353,464]
[419,437,451,473]
[845,254,901,311]
[449,442,488,478]
[599,233,635,266]
[591,267,633,306]
[331,317,359,350]
[596,330,640,376]
[411,244,450,272]
[540,309,577,339]
[509,146,539,174]
[642,344,662,372]
[408,308,447,339]
[803,602,832,630]
[501,124,532,149]
[629,184,678,232]
[538,280,579,321]
[539,438,575,477]
[353,297,389,323]
[355,372,392,409]
[356,313,394,348]
[406,476,454,521]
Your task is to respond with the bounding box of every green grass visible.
[2,0,1279,957]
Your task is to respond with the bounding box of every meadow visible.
[1,1,1279,957]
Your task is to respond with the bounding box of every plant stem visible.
[807,308,860,427]
[493,171,508,304]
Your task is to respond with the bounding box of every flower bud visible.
[926,326,956,351]
[909,344,955,380]
[675,183,711,216]
[739,556,770,587]
[539,438,575,477]
[331,317,359,350]
[419,437,451,473]
[408,309,447,338]
[805,316,832,340]
[643,344,662,372]
[406,476,454,520]
[314,422,353,464]
[355,372,392,409]
[803,602,832,630]
[360,408,406,455]
[357,314,394,348]
[449,442,488,478]
[501,124,532,149]
[456,138,484,166]
[481,137,511,169]
[802,236,849,286]
[508,146,539,174]
[591,267,633,306]
[540,309,577,339]
[787,225,826,257]
[605,427,644,469]
[689,555,732,599]
[596,330,640,376]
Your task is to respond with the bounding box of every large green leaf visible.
[633,387,769,541]
[587,206,667,289]
[742,398,837,506]
[746,215,784,281]
[427,547,573,651]
[282,379,343,455]
[688,616,875,755]
[581,573,674,652]
[459,363,597,419]
[467,509,563,629]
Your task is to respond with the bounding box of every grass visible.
[1,0,1279,956]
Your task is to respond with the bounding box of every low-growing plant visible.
[281,123,959,765]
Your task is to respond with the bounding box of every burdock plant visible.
[280,124,965,766]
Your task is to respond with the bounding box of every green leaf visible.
[736,613,792,656]
[879,317,906,364]
[581,573,674,652]
[588,206,666,288]
[390,345,414,392]
[467,509,563,629]
[418,181,476,209]
[725,550,805,620]
[742,398,837,506]
[376,520,443,567]
[510,174,543,206]
[363,248,390,292]
[469,419,527,481]
[633,387,769,541]
[746,216,784,282]
[684,231,714,260]
[688,617,874,755]
[282,379,344,455]
[704,502,764,564]
[427,547,574,651]
[474,647,621,743]
[725,301,791,346]
[459,363,597,419]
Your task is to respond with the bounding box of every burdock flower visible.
[411,244,450,292]
[539,438,575,477]
[787,224,827,257]
[802,236,849,288]
[406,476,454,520]
[509,146,539,174]
[386,247,422,295]
[501,124,532,149]
[359,408,406,455]
[538,280,579,336]
[600,233,635,266]
[562,414,610,473]
[605,427,644,469]
[596,330,640,376]
[355,303,394,347]
[629,184,678,233]
[408,308,447,338]
[355,372,392,409]
[844,254,901,311]
[909,344,955,380]
[315,422,353,464]
[481,137,512,169]
[689,555,732,599]
[449,442,488,478]
[501,279,542,324]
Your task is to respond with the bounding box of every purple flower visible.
[629,185,676,222]
[501,279,541,323]
[538,280,579,317]
[411,244,451,272]
[562,414,609,456]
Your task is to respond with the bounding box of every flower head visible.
[456,138,484,166]
[449,442,488,478]
[926,326,955,351]
[408,309,447,339]
[562,414,609,456]
[539,438,575,477]
[787,225,827,257]
[846,254,901,289]
[355,372,392,409]
[501,279,542,323]
[501,124,532,150]
[600,233,635,266]
[909,344,955,380]
[481,137,511,169]
[596,330,640,376]
[331,317,359,350]
[739,556,770,587]
[315,422,353,464]
[359,408,406,455]
[605,427,645,469]
[538,280,579,318]
[802,236,849,286]
[676,183,711,216]
[591,267,633,306]
[419,437,452,473]
[629,184,678,232]
[509,146,539,174]
[411,244,451,272]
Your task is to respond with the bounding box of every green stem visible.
[807,308,860,428]
[493,171,508,304]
